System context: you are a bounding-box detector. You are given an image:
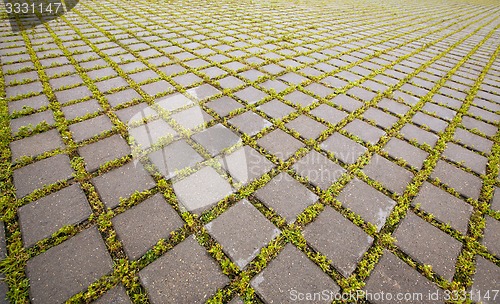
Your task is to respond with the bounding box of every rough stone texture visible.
[393,212,462,281]
[139,236,228,304]
[206,200,280,268]
[68,115,114,142]
[431,160,482,200]
[251,244,339,304]
[94,285,132,304]
[92,162,156,209]
[26,228,113,304]
[286,115,327,139]
[18,184,92,248]
[321,132,367,165]
[148,140,204,179]
[383,138,429,169]
[412,182,473,234]
[363,154,414,195]
[257,129,305,161]
[471,256,500,304]
[304,207,373,277]
[113,193,184,260]
[292,150,345,190]
[13,154,74,198]
[173,166,233,214]
[364,250,442,304]
[310,104,348,125]
[61,99,102,121]
[10,129,65,161]
[255,172,318,223]
[220,145,274,185]
[337,178,396,231]
[78,134,131,172]
[482,216,500,257]
[191,123,240,156]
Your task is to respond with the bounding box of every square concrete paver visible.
[220,146,274,186]
[148,140,204,179]
[257,129,304,162]
[92,162,156,209]
[191,123,240,157]
[364,250,442,304]
[482,216,500,257]
[255,172,318,223]
[10,129,65,161]
[304,207,373,277]
[13,154,74,198]
[18,184,92,248]
[251,244,339,304]
[321,132,367,165]
[286,115,327,140]
[363,154,414,195]
[94,285,132,304]
[26,228,113,304]
[139,236,228,304]
[471,256,500,304]
[113,193,184,260]
[337,178,396,231]
[229,111,272,136]
[206,200,280,268]
[173,166,233,214]
[292,150,345,190]
[393,212,462,281]
[78,134,131,172]
[431,160,482,200]
[68,115,114,142]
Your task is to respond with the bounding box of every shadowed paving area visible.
[0,0,500,303]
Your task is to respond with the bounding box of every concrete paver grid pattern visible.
[0,0,499,303]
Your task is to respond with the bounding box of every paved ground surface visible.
[0,0,499,303]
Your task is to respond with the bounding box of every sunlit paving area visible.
[0,0,499,303]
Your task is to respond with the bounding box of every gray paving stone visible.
[206,200,280,268]
[139,236,228,303]
[321,132,367,165]
[19,183,92,248]
[229,111,271,136]
[251,244,339,304]
[422,103,456,121]
[293,150,345,190]
[173,166,233,214]
[13,154,74,198]
[8,95,49,115]
[378,98,410,116]
[86,67,117,81]
[171,106,212,130]
[305,83,334,99]
[383,138,429,169]
[400,124,439,147]
[106,89,142,108]
[6,81,43,99]
[0,222,6,260]
[78,134,131,172]
[471,256,500,304]
[220,146,274,185]
[234,87,268,104]
[186,84,221,101]
[330,94,363,113]
[94,285,132,304]
[141,80,174,97]
[364,250,442,304]
[218,76,245,89]
[257,129,305,161]
[148,140,204,179]
[304,206,373,277]
[10,110,55,135]
[255,172,318,223]
[431,160,482,200]
[492,187,500,212]
[343,119,385,145]
[286,115,327,140]
[284,90,316,107]
[310,104,348,125]
[413,182,472,234]
[10,129,64,161]
[239,69,265,81]
[61,99,102,121]
[129,118,177,149]
[363,154,414,195]
[26,228,113,304]
[461,116,497,138]
[453,128,493,154]
[172,73,202,87]
[113,193,183,260]
[413,112,448,133]
[191,123,240,157]
[260,79,289,94]
[92,162,156,209]
[394,212,462,281]
[54,86,93,104]
[364,107,399,130]
[69,115,114,142]
[206,96,243,117]
[257,99,295,119]
[49,74,83,90]
[482,216,500,257]
[442,142,488,175]
[129,70,159,84]
[338,178,396,231]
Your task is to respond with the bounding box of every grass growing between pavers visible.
[1,0,500,303]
